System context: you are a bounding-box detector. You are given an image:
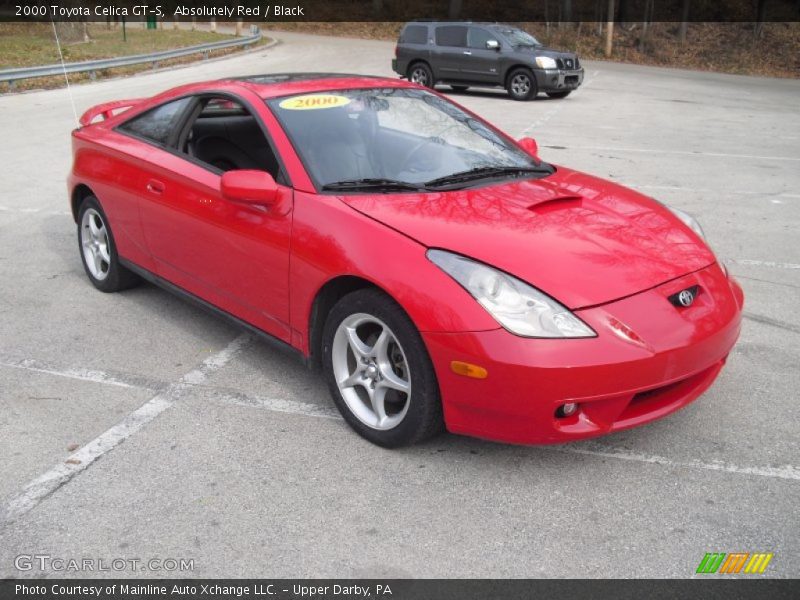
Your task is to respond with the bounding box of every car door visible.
[432,25,469,81]
[463,27,503,84]
[118,92,294,342]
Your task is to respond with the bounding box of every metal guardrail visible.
[0,30,262,88]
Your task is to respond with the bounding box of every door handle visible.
[146,179,165,195]
[463,50,472,55]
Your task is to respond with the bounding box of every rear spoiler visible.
[79,99,143,127]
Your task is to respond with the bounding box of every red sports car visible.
[68,73,743,447]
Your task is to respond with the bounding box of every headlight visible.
[667,206,705,240]
[535,56,558,70]
[427,249,596,338]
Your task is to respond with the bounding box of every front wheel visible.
[322,289,443,447]
[506,68,537,101]
[546,90,572,99]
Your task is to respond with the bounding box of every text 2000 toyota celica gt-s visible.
[68,74,743,447]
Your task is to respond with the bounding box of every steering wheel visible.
[398,136,442,172]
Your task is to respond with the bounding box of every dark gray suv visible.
[392,22,584,101]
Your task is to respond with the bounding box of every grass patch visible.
[0,22,268,91]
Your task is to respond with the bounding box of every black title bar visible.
[2,0,800,23]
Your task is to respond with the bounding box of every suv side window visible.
[435,25,467,47]
[118,97,192,146]
[401,25,428,44]
[468,27,497,49]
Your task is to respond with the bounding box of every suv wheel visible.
[507,68,537,101]
[547,90,572,99]
[407,62,434,89]
[322,289,443,447]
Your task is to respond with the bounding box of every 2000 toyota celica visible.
[68,73,743,447]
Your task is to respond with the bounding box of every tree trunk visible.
[235,20,243,36]
[754,0,767,39]
[210,19,217,33]
[448,0,463,19]
[605,0,615,57]
[678,0,690,42]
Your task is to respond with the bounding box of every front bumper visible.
[535,67,584,92]
[423,264,744,445]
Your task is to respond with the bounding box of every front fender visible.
[288,191,500,354]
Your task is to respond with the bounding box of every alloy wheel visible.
[80,208,111,281]
[331,313,411,430]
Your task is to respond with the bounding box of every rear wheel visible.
[77,196,140,293]
[322,289,443,447]
[407,62,434,89]
[547,90,572,99]
[506,68,537,101]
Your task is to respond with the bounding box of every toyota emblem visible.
[678,289,695,306]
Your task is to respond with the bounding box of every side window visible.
[435,26,467,47]
[181,96,282,181]
[401,25,428,44]
[118,97,191,146]
[468,28,496,49]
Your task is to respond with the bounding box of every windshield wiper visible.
[424,165,553,189]
[321,178,428,192]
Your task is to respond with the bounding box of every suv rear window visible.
[402,25,427,44]
[435,26,467,47]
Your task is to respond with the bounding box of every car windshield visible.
[497,28,541,47]
[267,88,551,191]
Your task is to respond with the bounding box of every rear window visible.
[401,25,427,44]
[117,97,191,146]
[435,26,467,47]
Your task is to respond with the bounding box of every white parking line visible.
[220,391,340,419]
[214,392,800,483]
[730,259,800,270]
[0,334,251,524]
[0,355,162,391]
[0,205,71,217]
[552,145,800,162]
[520,70,600,136]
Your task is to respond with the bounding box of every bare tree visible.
[754,0,767,39]
[678,0,691,43]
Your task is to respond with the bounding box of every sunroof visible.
[236,73,384,84]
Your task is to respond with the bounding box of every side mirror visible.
[220,170,278,206]
[486,39,500,51]
[517,136,538,158]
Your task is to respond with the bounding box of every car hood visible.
[515,45,577,61]
[339,168,716,309]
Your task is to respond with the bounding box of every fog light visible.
[556,402,578,418]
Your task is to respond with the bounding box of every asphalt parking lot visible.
[0,30,798,578]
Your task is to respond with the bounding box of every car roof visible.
[220,73,416,99]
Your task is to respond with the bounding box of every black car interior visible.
[183,99,280,179]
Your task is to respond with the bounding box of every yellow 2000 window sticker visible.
[279,94,351,110]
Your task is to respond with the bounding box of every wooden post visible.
[605,0,615,57]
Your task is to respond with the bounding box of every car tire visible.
[407,62,435,89]
[546,90,572,99]
[322,288,444,448]
[77,195,140,293]
[450,85,469,92]
[506,68,537,101]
